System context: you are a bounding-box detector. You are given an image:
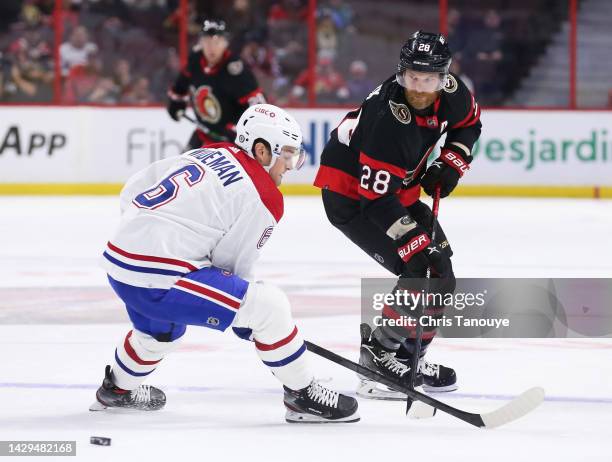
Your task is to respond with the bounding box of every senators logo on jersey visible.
[194,85,222,124]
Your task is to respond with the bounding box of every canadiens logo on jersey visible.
[257,226,274,249]
[389,100,411,124]
[193,85,222,124]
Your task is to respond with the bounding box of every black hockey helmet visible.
[397,31,452,75]
[202,19,229,38]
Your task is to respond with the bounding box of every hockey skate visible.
[284,379,359,423]
[417,356,458,393]
[357,323,457,399]
[89,365,166,411]
[357,324,423,400]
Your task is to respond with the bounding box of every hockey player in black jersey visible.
[166,19,266,149]
[314,31,482,400]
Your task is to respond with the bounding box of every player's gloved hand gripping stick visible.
[421,148,471,198]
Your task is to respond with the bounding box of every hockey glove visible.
[396,225,451,278]
[420,148,471,198]
[166,90,188,121]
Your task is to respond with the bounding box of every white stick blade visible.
[407,400,437,419]
[481,387,545,429]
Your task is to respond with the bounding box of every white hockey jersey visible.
[101,142,283,288]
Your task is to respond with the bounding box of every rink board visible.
[0,107,611,197]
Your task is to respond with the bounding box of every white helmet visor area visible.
[278,145,306,170]
[395,69,447,93]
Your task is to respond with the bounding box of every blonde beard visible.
[405,90,438,110]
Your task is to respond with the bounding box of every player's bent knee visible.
[132,329,181,356]
[235,282,293,335]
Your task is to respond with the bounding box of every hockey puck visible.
[90,436,111,446]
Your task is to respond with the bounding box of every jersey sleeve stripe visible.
[458,103,481,128]
[238,87,264,105]
[451,94,479,129]
[312,165,359,200]
[107,242,198,271]
[359,151,407,178]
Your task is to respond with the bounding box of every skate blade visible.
[89,401,108,411]
[422,383,458,393]
[285,410,360,424]
[356,380,406,401]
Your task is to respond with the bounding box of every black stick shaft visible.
[305,340,484,428]
[406,185,441,414]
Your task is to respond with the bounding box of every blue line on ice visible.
[1,382,611,405]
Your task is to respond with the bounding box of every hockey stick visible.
[405,184,441,416]
[181,113,228,142]
[305,340,544,429]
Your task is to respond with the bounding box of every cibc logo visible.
[254,107,275,117]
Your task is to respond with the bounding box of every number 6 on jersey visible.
[133,164,205,210]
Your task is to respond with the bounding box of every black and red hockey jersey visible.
[169,48,265,142]
[313,73,481,235]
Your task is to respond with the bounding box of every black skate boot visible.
[284,379,359,423]
[416,357,458,393]
[89,365,166,411]
[356,324,423,400]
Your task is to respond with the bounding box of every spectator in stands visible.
[227,0,267,52]
[447,8,468,60]
[60,25,98,76]
[268,0,308,23]
[120,76,154,105]
[240,31,283,101]
[151,48,181,102]
[63,51,111,103]
[464,9,504,104]
[111,58,132,97]
[291,50,348,104]
[449,58,474,94]
[87,77,120,104]
[474,10,503,63]
[319,0,354,32]
[317,11,338,55]
[346,60,373,103]
[9,38,53,102]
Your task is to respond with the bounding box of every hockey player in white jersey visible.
[90,104,359,423]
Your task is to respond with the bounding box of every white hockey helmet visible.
[235,103,305,170]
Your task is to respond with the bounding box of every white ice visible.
[1,196,611,462]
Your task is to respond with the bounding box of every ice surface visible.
[1,196,611,461]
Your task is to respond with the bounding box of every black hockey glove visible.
[420,148,471,198]
[166,90,188,121]
[396,225,451,278]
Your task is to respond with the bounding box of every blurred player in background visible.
[91,104,359,424]
[166,19,266,149]
[314,31,482,400]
